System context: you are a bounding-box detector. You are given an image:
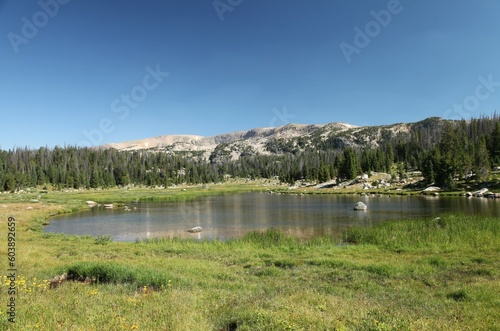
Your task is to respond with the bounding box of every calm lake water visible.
[44,193,500,241]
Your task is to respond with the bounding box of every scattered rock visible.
[423,186,441,192]
[86,200,98,207]
[353,202,367,211]
[49,273,68,289]
[83,276,96,285]
[26,206,33,210]
[472,188,489,197]
[187,226,203,233]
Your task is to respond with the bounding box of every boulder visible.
[187,226,203,233]
[353,202,367,211]
[103,204,114,209]
[472,188,489,197]
[465,192,472,197]
[86,200,98,207]
[423,186,441,192]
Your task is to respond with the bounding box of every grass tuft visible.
[64,262,172,289]
[94,235,112,245]
[447,289,468,301]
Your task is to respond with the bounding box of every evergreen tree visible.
[339,148,360,180]
[3,173,16,192]
[385,142,394,172]
[318,164,330,182]
[474,136,490,181]
[490,122,500,165]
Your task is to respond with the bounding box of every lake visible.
[44,192,500,241]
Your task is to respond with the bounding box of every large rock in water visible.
[423,186,441,192]
[472,188,489,197]
[354,202,367,211]
[187,226,203,233]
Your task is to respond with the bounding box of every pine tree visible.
[474,136,490,181]
[318,164,330,182]
[385,142,394,172]
[3,173,16,192]
[340,148,360,180]
[490,122,500,166]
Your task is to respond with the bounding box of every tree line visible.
[1,116,499,191]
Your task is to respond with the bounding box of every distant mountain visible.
[103,117,445,159]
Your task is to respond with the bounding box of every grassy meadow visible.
[0,185,499,330]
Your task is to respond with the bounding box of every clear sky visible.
[1,0,500,150]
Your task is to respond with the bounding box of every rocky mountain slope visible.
[103,117,444,160]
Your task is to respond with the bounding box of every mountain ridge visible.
[102,117,444,160]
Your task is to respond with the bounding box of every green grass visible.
[40,182,270,204]
[61,262,174,289]
[1,188,500,330]
[343,214,500,251]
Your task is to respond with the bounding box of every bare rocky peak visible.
[102,118,443,158]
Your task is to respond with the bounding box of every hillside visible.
[2,115,499,190]
[103,117,445,160]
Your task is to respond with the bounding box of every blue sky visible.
[1,0,500,150]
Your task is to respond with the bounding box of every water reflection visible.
[44,193,500,242]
